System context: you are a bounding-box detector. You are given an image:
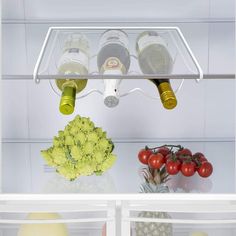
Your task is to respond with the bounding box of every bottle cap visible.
[103,79,121,108]
[104,95,119,108]
[59,86,76,115]
[158,82,177,109]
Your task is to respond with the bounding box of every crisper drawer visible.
[0,200,116,236]
[121,200,236,236]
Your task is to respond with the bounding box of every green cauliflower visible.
[70,145,83,161]
[41,115,116,181]
[57,162,78,180]
[99,154,116,172]
[75,132,86,145]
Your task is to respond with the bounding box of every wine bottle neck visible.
[158,82,177,109]
[150,79,170,87]
[149,80,177,110]
[59,86,76,115]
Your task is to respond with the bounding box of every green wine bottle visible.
[56,34,89,115]
[136,31,177,109]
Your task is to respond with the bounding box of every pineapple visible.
[135,167,173,236]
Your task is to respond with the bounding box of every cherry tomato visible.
[176,148,192,157]
[178,155,189,163]
[157,147,170,157]
[138,149,153,165]
[198,162,213,178]
[193,152,208,163]
[148,153,165,169]
[181,161,196,177]
[164,153,172,163]
[166,159,181,175]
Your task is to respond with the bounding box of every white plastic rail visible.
[123,218,236,224]
[0,218,113,224]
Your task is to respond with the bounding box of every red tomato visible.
[157,147,170,157]
[178,155,190,163]
[166,159,181,175]
[164,153,172,163]
[176,148,192,157]
[198,162,213,178]
[148,153,165,169]
[181,161,196,177]
[138,149,153,165]
[193,152,208,163]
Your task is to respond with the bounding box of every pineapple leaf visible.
[160,166,166,176]
[140,182,170,193]
[153,172,161,185]
[164,178,171,183]
[161,173,170,180]
[140,183,155,193]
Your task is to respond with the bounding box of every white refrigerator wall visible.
[2,0,235,20]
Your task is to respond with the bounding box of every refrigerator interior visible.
[1,0,235,194]
[0,199,235,235]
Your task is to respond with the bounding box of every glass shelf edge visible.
[2,74,235,80]
[1,137,235,144]
[2,18,235,25]
[0,194,235,201]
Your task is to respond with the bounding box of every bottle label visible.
[99,30,129,50]
[102,57,124,75]
[63,34,89,54]
[138,35,167,53]
[58,49,89,72]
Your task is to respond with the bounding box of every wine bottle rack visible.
[33,26,203,84]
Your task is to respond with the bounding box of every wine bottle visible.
[56,34,89,115]
[97,30,130,107]
[136,31,177,109]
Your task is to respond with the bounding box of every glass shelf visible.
[1,139,235,194]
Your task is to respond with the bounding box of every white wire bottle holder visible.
[49,54,185,101]
[34,26,203,101]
